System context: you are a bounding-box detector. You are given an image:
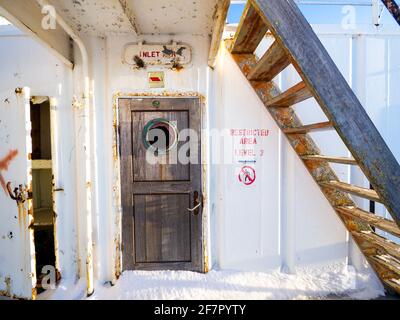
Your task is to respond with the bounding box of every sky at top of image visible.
[0,16,11,26]
[227,1,398,26]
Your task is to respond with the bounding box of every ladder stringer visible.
[251,0,400,228]
[227,43,400,295]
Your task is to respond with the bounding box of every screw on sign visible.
[238,166,256,186]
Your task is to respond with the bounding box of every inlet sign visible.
[123,43,192,69]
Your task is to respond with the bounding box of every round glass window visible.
[142,118,178,155]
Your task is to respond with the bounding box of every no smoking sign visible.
[238,166,256,186]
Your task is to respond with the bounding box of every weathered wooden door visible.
[119,97,203,272]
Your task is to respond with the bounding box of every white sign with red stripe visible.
[148,72,165,88]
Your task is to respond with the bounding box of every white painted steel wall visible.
[210,44,280,271]
[1,20,399,297]
[212,24,400,273]
[212,43,348,272]
[0,25,77,297]
[84,34,212,283]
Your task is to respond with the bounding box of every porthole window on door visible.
[142,118,178,155]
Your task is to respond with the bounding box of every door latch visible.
[187,191,203,215]
[187,202,201,213]
[6,182,32,203]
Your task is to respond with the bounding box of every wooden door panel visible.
[132,181,192,194]
[134,194,191,263]
[132,111,190,182]
[119,97,203,272]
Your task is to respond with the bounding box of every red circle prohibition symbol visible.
[238,166,256,186]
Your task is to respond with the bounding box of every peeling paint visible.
[47,0,218,36]
[113,91,203,99]
[5,277,11,295]
[72,96,84,110]
[199,95,209,274]
[49,0,135,35]
[112,94,122,281]
[14,87,23,95]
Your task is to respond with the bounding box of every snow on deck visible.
[86,264,384,300]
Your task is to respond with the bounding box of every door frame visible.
[114,93,208,275]
[29,95,60,295]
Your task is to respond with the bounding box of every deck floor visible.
[3,266,399,300]
[84,265,385,300]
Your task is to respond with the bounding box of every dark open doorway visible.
[30,97,57,293]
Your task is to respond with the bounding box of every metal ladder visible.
[227,0,400,294]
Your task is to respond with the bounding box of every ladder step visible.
[370,255,400,277]
[301,155,357,165]
[337,206,400,238]
[383,278,400,293]
[265,82,313,108]
[369,255,400,293]
[320,181,381,202]
[231,2,269,54]
[283,121,332,134]
[247,41,290,81]
[352,231,400,260]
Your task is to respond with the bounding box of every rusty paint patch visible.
[31,288,37,300]
[114,91,203,99]
[51,172,61,277]
[86,254,94,296]
[0,277,35,300]
[17,201,26,230]
[112,94,123,280]
[199,96,209,274]
[171,61,184,72]
[72,96,84,110]
[14,87,23,95]
[5,277,11,295]
[114,238,121,279]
